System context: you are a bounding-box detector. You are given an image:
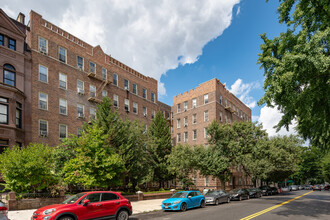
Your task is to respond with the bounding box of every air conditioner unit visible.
[40,131,48,137]
[78,88,85,95]
[184,109,187,112]
[184,124,188,127]
[124,86,129,91]
[143,113,147,117]
[78,66,83,71]
[40,50,47,55]
[78,113,84,118]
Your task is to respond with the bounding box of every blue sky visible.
[1,0,297,136]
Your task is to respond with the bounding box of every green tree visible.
[321,152,330,182]
[258,0,330,151]
[0,143,57,193]
[62,124,125,188]
[148,111,173,188]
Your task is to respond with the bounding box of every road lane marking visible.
[240,191,314,220]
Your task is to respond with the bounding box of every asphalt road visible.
[130,190,330,220]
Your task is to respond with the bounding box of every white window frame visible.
[59,124,67,139]
[143,88,147,99]
[77,104,84,118]
[177,104,181,113]
[90,107,96,120]
[184,117,188,127]
[90,85,96,97]
[192,98,197,108]
[124,99,130,112]
[38,64,48,83]
[204,127,208,138]
[113,74,118,86]
[192,114,197,124]
[59,73,67,90]
[113,94,119,107]
[133,102,138,114]
[177,133,181,142]
[184,101,188,111]
[89,62,96,73]
[38,92,48,110]
[133,83,137,95]
[143,107,147,116]
[151,93,155,103]
[102,90,107,97]
[102,68,107,81]
[58,46,67,63]
[39,119,48,136]
[59,98,67,115]
[204,110,209,122]
[204,94,209,104]
[177,118,181,128]
[124,79,129,90]
[38,36,48,54]
[184,132,188,142]
[77,56,84,70]
[193,130,197,140]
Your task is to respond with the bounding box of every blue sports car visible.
[162,191,205,211]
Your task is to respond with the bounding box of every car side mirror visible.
[83,199,90,206]
[188,196,192,199]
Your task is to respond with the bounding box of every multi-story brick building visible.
[0,9,32,153]
[172,78,252,189]
[24,11,170,146]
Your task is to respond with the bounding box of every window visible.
[39,64,48,83]
[113,94,118,107]
[205,176,209,187]
[133,84,137,94]
[142,88,147,99]
[143,107,147,116]
[77,128,83,138]
[39,92,48,110]
[0,139,9,154]
[219,95,223,105]
[3,64,16,86]
[124,99,129,112]
[101,193,119,201]
[8,38,16,50]
[124,79,129,90]
[225,99,227,107]
[204,111,209,122]
[90,108,96,120]
[177,133,181,142]
[184,132,188,142]
[184,117,188,127]
[204,128,208,138]
[113,74,118,86]
[192,114,197,124]
[177,104,181,113]
[84,193,101,203]
[193,130,197,140]
[0,34,3,46]
[177,118,181,128]
[77,104,84,118]
[89,62,95,73]
[133,102,138,114]
[220,111,223,122]
[225,115,228,123]
[152,110,155,119]
[59,124,67,139]
[16,102,22,128]
[204,94,208,104]
[102,68,107,80]
[0,97,9,124]
[151,93,155,103]
[89,85,96,97]
[59,73,67,89]
[59,98,67,115]
[77,80,84,94]
[58,46,66,63]
[102,90,107,97]
[192,98,197,108]
[184,101,188,111]
[77,56,84,70]
[38,36,47,53]
[39,120,48,136]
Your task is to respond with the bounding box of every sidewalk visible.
[8,198,164,220]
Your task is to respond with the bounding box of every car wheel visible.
[180,203,187,212]
[227,197,230,203]
[200,200,206,208]
[215,199,219,205]
[239,196,242,201]
[59,216,74,220]
[116,210,129,220]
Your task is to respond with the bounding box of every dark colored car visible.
[270,187,278,195]
[324,185,330,190]
[247,188,262,198]
[0,201,9,220]
[162,191,205,211]
[229,189,250,201]
[313,185,321,191]
[31,191,132,220]
[259,186,273,196]
[205,190,230,205]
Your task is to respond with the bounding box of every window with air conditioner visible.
[124,99,129,112]
[184,101,188,111]
[77,56,84,70]
[192,98,197,108]
[39,120,48,137]
[77,104,84,118]
[184,117,188,127]
[124,79,129,90]
[77,80,84,94]
[143,107,147,117]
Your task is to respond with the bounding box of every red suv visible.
[31,191,132,220]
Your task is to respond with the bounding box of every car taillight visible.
[0,206,7,214]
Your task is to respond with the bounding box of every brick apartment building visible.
[0,9,32,153]
[172,78,252,189]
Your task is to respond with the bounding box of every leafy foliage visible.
[259,0,330,151]
[321,152,330,182]
[0,143,57,193]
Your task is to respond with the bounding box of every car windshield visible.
[62,193,86,204]
[247,188,256,192]
[229,189,239,193]
[205,191,220,196]
[171,192,188,198]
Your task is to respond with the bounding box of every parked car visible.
[31,191,132,220]
[298,185,304,190]
[291,185,298,191]
[324,185,330,190]
[259,186,273,196]
[205,190,230,205]
[229,189,250,201]
[282,186,291,192]
[270,187,278,195]
[0,201,9,220]
[162,191,205,211]
[313,185,321,191]
[304,185,312,190]
[246,188,262,198]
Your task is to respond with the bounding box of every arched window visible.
[3,64,16,87]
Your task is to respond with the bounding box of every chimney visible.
[16,12,25,25]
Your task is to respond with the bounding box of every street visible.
[131,190,330,220]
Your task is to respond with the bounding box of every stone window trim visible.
[3,63,16,87]
[0,97,9,125]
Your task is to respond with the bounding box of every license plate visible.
[165,206,168,208]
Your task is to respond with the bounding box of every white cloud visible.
[1,0,240,96]
[252,115,259,122]
[229,78,260,109]
[258,105,298,137]
[236,6,241,16]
